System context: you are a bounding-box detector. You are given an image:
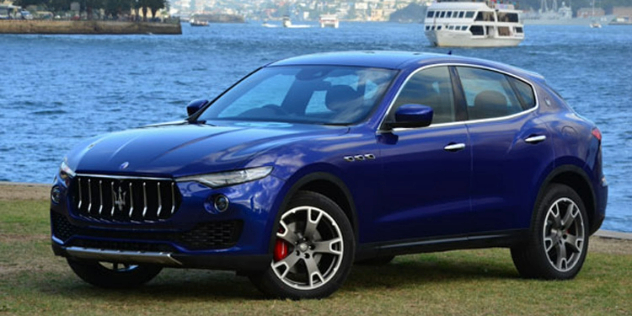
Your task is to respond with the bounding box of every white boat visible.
[282,16,311,28]
[424,0,524,48]
[319,14,339,28]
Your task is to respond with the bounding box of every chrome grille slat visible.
[71,175,181,222]
[142,182,148,218]
[98,180,103,215]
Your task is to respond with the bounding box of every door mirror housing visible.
[186,99,209,116]
[387,104,434,129]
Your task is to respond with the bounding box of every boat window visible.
[497,12,519,23]
[475,11,495,22]
[427,11,435,18]
[470,25,484,36]
[390,66,455,124]
[465,11,475,18]
[458,11,465,18]
[515,27,523,33]
[456,67,524,120]
[498,26,511,36]
[507,76,536,110]
[425,25,430,31]
[437,25,442,30]
[446,11,453,18]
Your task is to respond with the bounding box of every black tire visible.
[511,184,589,279]
[355,255,396,266]
[67,259,162,289]
[249,191,355,299]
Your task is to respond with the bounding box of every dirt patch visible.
[589,236,632,255]
[0,182,50,201]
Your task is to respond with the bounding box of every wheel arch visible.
[267,172,358,253]
[535,165,598,235]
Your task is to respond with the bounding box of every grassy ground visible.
[1,199,631,316]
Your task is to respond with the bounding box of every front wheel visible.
[511,184,589,279]
[67,259,162,289]
[249,191,355,299]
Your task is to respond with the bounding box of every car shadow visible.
[35,253,519,301]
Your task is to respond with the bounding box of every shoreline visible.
[0,20,182,35]
[2,181,630,240]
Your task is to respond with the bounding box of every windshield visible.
[198,65,397,125]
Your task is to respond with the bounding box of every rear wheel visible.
[249,191,355,299]
[67,259,162,289]
[511,184,589,279]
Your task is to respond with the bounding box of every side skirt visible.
[355,229,528,261]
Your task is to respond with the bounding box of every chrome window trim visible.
[75,173,173,181]
[65,247,183,266]
[377,62,539,134]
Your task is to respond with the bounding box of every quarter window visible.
[508,76,536,109]
[390,67,455,124]
[456,67,524,120]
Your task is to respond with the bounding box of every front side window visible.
[389,66,455,124]
[198,66,397,125]
[456,67,525,120]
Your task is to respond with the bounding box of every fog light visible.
[214,195,229,212]
[51,186,62,204]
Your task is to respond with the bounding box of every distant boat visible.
[282,15,311,28]
[319,14,339,28]
[590,21,602,28]
[424,0,524,48]
[190,19,209,27]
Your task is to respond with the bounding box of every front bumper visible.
[50,174,285,271]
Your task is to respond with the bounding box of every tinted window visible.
[456,67,524,120]
[508,76,536,109]
[459,11,465,18]
[391,67,455,124]
[446,11,453,18]
[427,11,435,18]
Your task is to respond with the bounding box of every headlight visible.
[176,166,273,188]
[59,161,76,185]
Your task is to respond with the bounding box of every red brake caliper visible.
[273,228,290,261]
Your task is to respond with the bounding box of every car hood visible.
[67,122,349,178]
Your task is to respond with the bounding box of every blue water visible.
[1,22,630,232]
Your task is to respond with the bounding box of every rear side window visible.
[456,67,524,120]
[508,76,536,109]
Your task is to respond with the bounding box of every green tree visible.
[146,0,165,19]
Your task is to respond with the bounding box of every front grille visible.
[70,175,181,222]
[51,211,243,251]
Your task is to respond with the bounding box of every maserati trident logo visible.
[113,185,127,211]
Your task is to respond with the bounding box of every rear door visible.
[455,66,555,233]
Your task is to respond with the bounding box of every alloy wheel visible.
[542,197,585,272]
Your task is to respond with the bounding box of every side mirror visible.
[387,104,433,129]
[186,99,209,116]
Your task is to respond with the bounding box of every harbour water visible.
[0,22,630,232]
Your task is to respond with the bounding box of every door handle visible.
[444,143,466,152]
[525,135,547,144]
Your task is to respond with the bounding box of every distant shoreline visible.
[2,181,629,240]
[0,20,181,35]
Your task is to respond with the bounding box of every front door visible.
[369,66,472,243]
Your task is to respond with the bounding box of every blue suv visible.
[50,51,607,299]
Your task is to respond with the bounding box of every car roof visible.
[268,51,544,81]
